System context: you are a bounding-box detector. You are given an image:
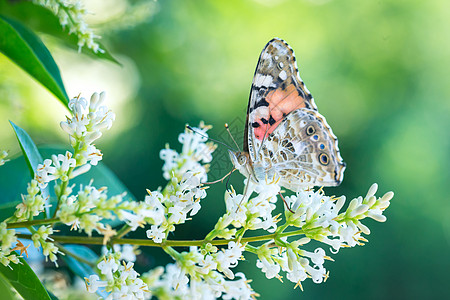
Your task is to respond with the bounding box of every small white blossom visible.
[31,226,59,265]
[85,274,108,293]
[0,150,9,166]
[160,122,216,182]
[57,184,125,236]
[60,92,115,167]
[143,262,256,300]
[14,180,47,221]
[146,225,166,243]
[256,257,281,279]
[86,253,150,299]
[98,256,119,280]
[0,222,18,268]
[216,242,245,279]
[32,0,104,53]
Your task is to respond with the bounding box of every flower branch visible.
[0,91,393,299]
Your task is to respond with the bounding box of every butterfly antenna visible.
[186,125,235,151]
[224,123,241,152]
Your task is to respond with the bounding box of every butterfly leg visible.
[278,191,294,213]
[202,168,236,185]
[235,180,256,213]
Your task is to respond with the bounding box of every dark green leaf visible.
[0,154,28,222]
[0,15,69,106]
[47,290,59,300]
[9,121,43,178]
[0,1,119,65]
[0,255,51,300]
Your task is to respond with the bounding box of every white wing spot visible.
[279,70,287,81]
[253,73,274,88]
[262,52,271,60]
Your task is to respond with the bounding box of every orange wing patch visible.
[252,84,307,141]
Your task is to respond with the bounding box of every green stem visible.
[60,5,77,28]
[7,218,60,229]
[162,246,182,260]
[275,222,290,234]
[52,179,69,218]
[235,227,248,243]
[113,224,132,240]
[15,229,307,248]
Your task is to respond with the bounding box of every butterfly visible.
[229,38,345,192]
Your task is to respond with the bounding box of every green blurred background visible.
[1,0,449,299]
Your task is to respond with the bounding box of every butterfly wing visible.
[244,38,345,190]
[245,38,317,162]
[254,109,346,190]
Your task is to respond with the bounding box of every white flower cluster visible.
[0,150,8,166]
[285,183,393,250]
[85,252,150,299]
[57,183,126,236]
[32,0,104,53]
[36,92,114,189]
[143,244,256,300]
[131,123,216,243]
[0,222,19,267]
[253,241,330,288]
[223,179,281,235]
[31,225,60,265]
[244,183,394,289]
[14,180,47,221]
[160,122,216,182]
[145,172,208,243]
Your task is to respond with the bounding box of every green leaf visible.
[0,255,51,300]
[0,274,16,300]
[62,245,98,279]
[0,15,69,106]
[0,154,28,222]
[0,1,119,65]
[9,121,43,178]
[9,121,51,217]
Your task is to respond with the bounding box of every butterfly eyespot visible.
[306,125,315,135]
[312,134,319,141]
[319,143,325,150]
[319,153,329,165]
